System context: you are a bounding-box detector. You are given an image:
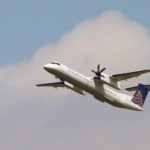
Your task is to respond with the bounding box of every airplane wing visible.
[111,69,150,81]
[36,81,65,88]
[36,81,86,95]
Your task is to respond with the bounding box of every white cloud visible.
[0,10,150,150]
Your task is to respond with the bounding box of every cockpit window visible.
[51,62,60,65]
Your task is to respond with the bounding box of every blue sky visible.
[0,0,150,67]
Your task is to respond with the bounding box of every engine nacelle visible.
[100,73,122,90]
[64,82,86,95]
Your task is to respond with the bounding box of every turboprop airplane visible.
[37,61,150,111]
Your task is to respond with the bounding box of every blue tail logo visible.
[131,84,150,107]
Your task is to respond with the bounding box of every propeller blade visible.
[99,68,106,74]
[97,64,100,72]
[91,70,96,74]
[92,64,106,79]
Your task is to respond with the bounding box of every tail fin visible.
[131,84,150,107]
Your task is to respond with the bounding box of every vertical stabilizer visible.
[131,84,150,107]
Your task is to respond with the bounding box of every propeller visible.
[92,64,106,79]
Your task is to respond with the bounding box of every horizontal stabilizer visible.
[126,85,150,91]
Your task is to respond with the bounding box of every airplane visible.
[37,61,150,111]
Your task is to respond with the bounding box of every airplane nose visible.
[43,64,50,70]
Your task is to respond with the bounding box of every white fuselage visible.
[44,63,143,111]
